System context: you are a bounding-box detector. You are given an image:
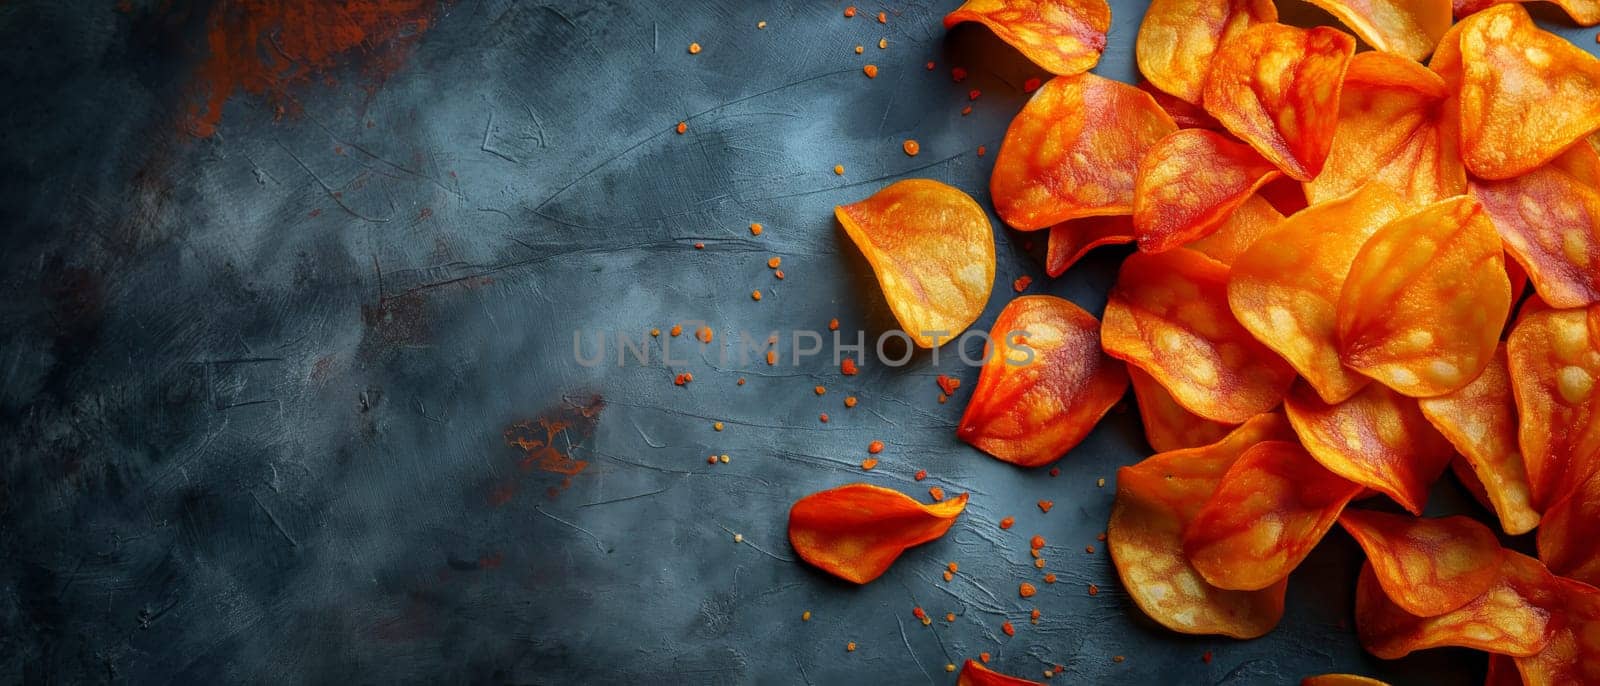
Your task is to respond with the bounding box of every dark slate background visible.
[2,1,1594,683]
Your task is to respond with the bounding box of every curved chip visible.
[835,179,996,348]
[1108,414,1296,638]
[992,74,1176,230]
[788,483,969,584]
[1515,578,1600,685]
[1470,160,1600,310]
[944,0,1111,76]
[1506,307,1600,510]
[1552,133,1600,188]
[1133,129,1282,253]
[1455,4,1600,180]
[1201,23,1356,181]
[1592,303,1600,345]
[957,295,1129,467]
[1045,215,1134,277]
[1284,381,1456,515]
[1228,183,1408,404]
[1455,0,1600,31]
[1417,345,1540,535]
[1538,471,1600,587]
[1184,440,1363,591]
[1184,194,1283,266]
[1301,676,1392,686]
[1355,551,1558,659]
[1305,51,1464,208]
[1339,511,1505,617]
[1304,0,1450,61]
[1135,0,1277,104]
[1337,196,1510,397]
[957,659,1046,686]
[1128,366,1236,453]
[1102,249,1297,423]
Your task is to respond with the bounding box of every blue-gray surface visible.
[3,0,1595,684]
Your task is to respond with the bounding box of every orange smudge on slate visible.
[493,395,604,504]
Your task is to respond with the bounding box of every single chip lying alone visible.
[943,0,1111,76]
[1355,551,1559,660]
[991,74,1176,230]
[1135,0,1277,104]
[957,295,1129,467]
[956,659,1045,686]
[1538,470,1600,587]
[1285,381,1456,515]
[1470,159,1600,310]
[835,179,995,348]
[788,483,968,584]
[1128,366,1236,453]
[1305,0,1450,61]
[1202,22,1355,181]
[1339,511,1505,617]
[1045,215,1134,277]
[1132,128,1282,254]
[1506,307,1600,510]
[1417,345,1540,535]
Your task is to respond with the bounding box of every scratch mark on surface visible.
[717,522,796,562]
[277,140,393,223]
[535,506,608,552]
[580,486,674,507]
[897,616,936,685]
[250,491,298,548]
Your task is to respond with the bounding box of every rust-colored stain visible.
[491,395,604,504]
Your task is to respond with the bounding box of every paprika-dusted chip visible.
[1470,162,1600,310]
[1417,345,1540,535]
[1305,51,1464,207]
[1128,366,1236,453]
[1132,129,1282,253]
[991,74,1176,230]
[1284,381,1456,515]
[1592,303,1600,345]
[958,295,1129,467]
[1455,0,1600,31]
[1304,0,1450,61]
[1337,196,1510,397]
[835,179,995,348]
[1201,23,1355,181]
[788,483,969,584]
[1538,471,1600,587]
[1552,133,1600,188]
[1045,215,1134,277]
[956,659,1046,686]
[1135,0,1277,104]
[1184,194,1282,266]
[1109,414,1296,638]
[1339,511,1505,617]
[1103,249,1297,423]
[1184,440,1363,591]
[1302,676,1392,686]
[1455,4,1600,179]
[1506,307,1600,510]
[1355,551,1559,659]
[944,0,1111,76]
[1514,578,1600,685]
[1228,183,1408,404]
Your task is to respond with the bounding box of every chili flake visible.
[1024,77,1041,92]
[844,396,858,407]
[815,385,827,395]
[696,326,713,343]
[828,318,840,331]
[803,610,812,621]
[1037,500,1053,513]
[1013,275,1032,292]
[914,469,926,480]
[834,164,846,175]
[688,42,701,54]
[713,422,724,431]
[1030,535,1045,549]
[670,324,683,337]
[1087,583,1097,595]
[877,10,886,22]
[1020,582,1037,598]
[951,67,967,82]
[676,121,687,134]
[767,256,781,268]
[1000,517,1015,530]
[841,358,858,375]
[929,487,945,501]
[844,6,856,17]
[861,458,878,470]
[863,64,878,78]
[750,222,764,235]
[1002,621,1015,637]
[751,290,762,301]
[868,440,884,454]
[902,139,920,156]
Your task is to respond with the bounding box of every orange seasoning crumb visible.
[676,121,687,134]
[914,469,926,480]
[819,413,830,423]
[828,318,840,331]
[945,612,956,622]
[929,487,945,501]
[878,37,888,49]
[713,422,724,431]
[1030,608,1041,623]
[968,89,981,101]
[1034,558,1045,569]
[774,270,784,280]
[977,145,986,156]
[855,45,864,54]
[1043,573,1057,584]
[1001,621,1015,637]
[861,457,878,470]
[1019,583,1037,598]
[863,64,878,79]
[694,242,705,249]
[943,570,954,582]
[1049,467,1060,477]
[1087,583,1097,595]
[1202,651,1213,664]
[803,610,812,621]
[847,642,857,652]
[1097,532,1107,542]
[951,67,967,82]
[902,139,920,156]
[670,324,683,337]
[1030,535,1045,550]
[948,562,959,573]
[999,517,1015,530]
[1113,656,1125,663]
[1085,545,1096,554]
[815,385,827,396]
[868,440,884,454]
[767,256,781,268]
[751,290,762,301]
[961,106,972,116]
[707,455,717,464]
[844,6,856,17]
[912,606,926,621]
[757,20,767,29]
[844,396,858,408]
[1013,275,1032,293]
[766,350,777,366]
[1031,548,1041,559]
[750,222,763,236]
[736,377,746,386]
[834,164,846,175]
[1037,500,1053,513]
[979,652,991,664]
[841,358,858,375]
[936,375,960,396]
[650,328,660,337]
[1023,77,1042,93]
[688,42,701,54]
[696,326,713,343]
[877,10,886,22]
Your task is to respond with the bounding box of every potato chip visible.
[1284,381,1456,515]
[1538,472,1600,587]
[1045,215,1134,277]
[944,0,1111,76]
[1305,51,1464,207]
[957,659,1045,686]
[1128,367,1236,453]
[958,295,1129,467]
[1133,129,1283,253]
[1417,345,1540,535]
[1552,134,1600,188]
[1228,183,1408,404]
[1592,303,1600,344]
[992,74,1176,230]
[1454,4,1600,180]
[1304,0,1450,61]
[1184,440,1363,591]
[1135,0,1277,104]
[1455,0,1600,28]
[788,483,969,584]
[1184,194,1283,266]
[1103,249,1297,423]
[1202,23,1356,181]
[1108,414,1296,638]
[1337,196,1510,397]
[1506,307,1600,510]
[1338,511,1505,617]
[1514,578,1600,685]
[835,180,995,348]
[1470,161,1600,310]
[1355,551,1559,659]
[1302,676,1392,686]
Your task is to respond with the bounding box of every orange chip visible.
[1552,132,1600,188]
[991,74,1176,230]
[835,180,996,348]
[1452,5,1600,179]
[943,0,1110,76]
[956,659,1045,686]
[958,296,1128,467]
[1284,381,1456,515]
[1506,307,1600,510]
[1337,196,1510,397]
[1538,472,1600,587]
[1355,551,1559,659]
[1183,194,1282,267]
[1103,249,1296,423]
[1470,160,1600,310]
[1109,414,1295,637]
[1514,578,1600,685]
[1301,676,1392,686]
[1455,0,1600,25]
[788,483,969,584]
[1135,0,1277,104]
[1417,345,1540,535]
[1305,51,1464,207]
[1183,440,1363,591]
[1592,302,1600,345]
[1201,23,1355,182]
[1303,0,1450,61]
[1127,366,1235,453]
[1338,511,1505,617]
[1044,215,1134,277]
[1228,183,1408,404]
[1132,129,1282,253]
